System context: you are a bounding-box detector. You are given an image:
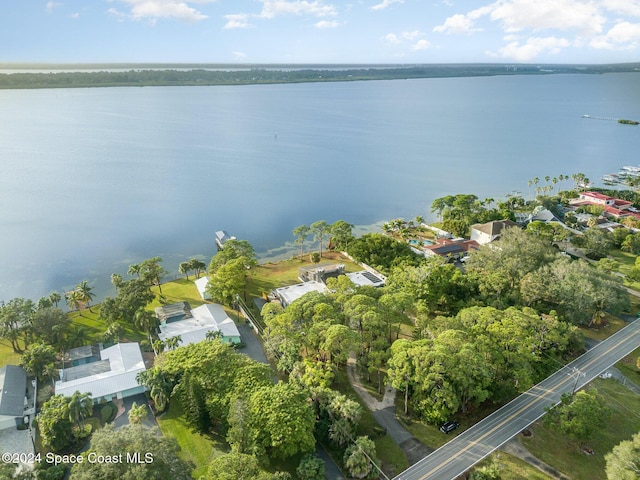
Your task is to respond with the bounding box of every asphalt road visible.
[394,318,640,480]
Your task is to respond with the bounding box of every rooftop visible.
[158,303,240,345]
[0,366,27,418]
[274,281,327,306]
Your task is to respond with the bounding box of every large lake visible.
[1,73,639,302]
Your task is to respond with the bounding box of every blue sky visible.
[2,0,640,64]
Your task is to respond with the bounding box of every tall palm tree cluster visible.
[527,173,588,200]
[65,280,96,313]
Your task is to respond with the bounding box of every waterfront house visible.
[158,303,241,345]
[155,302,192,324]
[0,365,36,457]
[194,276,211,300]
[470,219,518,245]
[55,343,147,403]
[423,238,480,259]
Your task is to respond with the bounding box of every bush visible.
[100,402,117,424]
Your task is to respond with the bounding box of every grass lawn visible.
[521,378,640,480]
[157,396,229,479]
[579,313,627,342]
[474,451,554,480]
[0,340,21,367]
[149,277,206,310]
[608,249,640,290]
[69,307,145,344]
[615,346,640,384]
[247,252,362,299]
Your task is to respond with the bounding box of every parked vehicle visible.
[439,421,460,434]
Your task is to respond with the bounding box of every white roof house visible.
[55,343,146,403]
[346,270,386,288]
[194,276,211,300]
[159,303,241,345]
[274,281,327,307]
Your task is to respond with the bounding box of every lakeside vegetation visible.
[1,62,640,89]
[2,177,640,479]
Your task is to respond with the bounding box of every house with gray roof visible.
[470,219,518,245]
[0,366,28,431]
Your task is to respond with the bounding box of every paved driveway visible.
[236,321,268,364]
[112,393,158,430]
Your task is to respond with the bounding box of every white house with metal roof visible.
[55,343,147,403]
[158,303,241,346]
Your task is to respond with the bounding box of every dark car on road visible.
[439,421,460,434]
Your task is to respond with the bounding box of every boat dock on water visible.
[215,230,236,250]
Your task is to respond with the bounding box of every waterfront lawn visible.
[157,396,228,479]
[69,308,145,344]
[521,378,640,480]
[149,277,205,310]
[247,252,362,299]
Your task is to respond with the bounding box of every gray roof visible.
[0,366,27,417]
[155,302,192,323]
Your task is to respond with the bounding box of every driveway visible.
[236,321,269,364]
[112,393,158,430]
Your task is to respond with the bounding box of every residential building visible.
[55,343,147,403]
[470,219,518,245]
[158,303,241,345]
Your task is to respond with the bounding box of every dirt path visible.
[500,438,571,480]
[346,354,433,465]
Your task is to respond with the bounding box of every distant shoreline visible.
[1,62,639,90]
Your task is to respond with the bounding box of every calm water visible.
[1,73,639,302]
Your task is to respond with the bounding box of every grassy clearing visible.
[157,396,228,479]
[616,346,640,384]
[247,252,362,298]
[149,277,205,310]
[0,340,21,367]
[474,451,554,480]
[579,313,627,342]
[521,378,640,480]
[609,249,640,290]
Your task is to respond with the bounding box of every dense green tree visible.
[30,307,71,346]
[387,339,416,416]
[136,367,173,412]
[521,258,629,326]
[208,239,257,274]
[138,257,168,294]
[612,227,632,248]
[622,232,640,255]
[248,382,316,459]
[38,395,75,453]
[99,278,154,325]
[596,257,620,274]
[70,424,192,480]
[346,233,422,273]
[0,297,34,352]
[204,453,274,480]
[205,256,248,305]
[343,436,380,480]
[20,343,57,381]
[442,218,469,238]
[465,227,556,305]
[572,227,614,259]
[544,389,611,444]
[188,258,206,278]
[605,432,640,480]
[330,220,355,250]
[297,454,326,480]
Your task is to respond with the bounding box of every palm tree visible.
[67,326,90,348]
[128,402,148,425]
[111,273,123,289]
[76,280,95,311]
[293,224,310,259]
[165,335,182,350]
[49,291,62,307]
[66,289,83,313]
[68,391,93,431]
[137,369,172,412]
[189,259,206,278]
[206,330,223,341]
[134,308,160,347]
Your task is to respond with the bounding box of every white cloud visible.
[257,0,337,19]
[70,12,80,19]
[46,1,63,14]
[233,51,248,60]
[382,33,401,44]
[224,13,252,29]
[489,36,570,61]
[402,30,424,40]
[601,0,640,18]
[108,0,215,23]
[315,20,340,28]
[489,0,605,35]
[412,39,431,50]
[590,21,640,49]
[433,13,480,34]
[371,0,403,11]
